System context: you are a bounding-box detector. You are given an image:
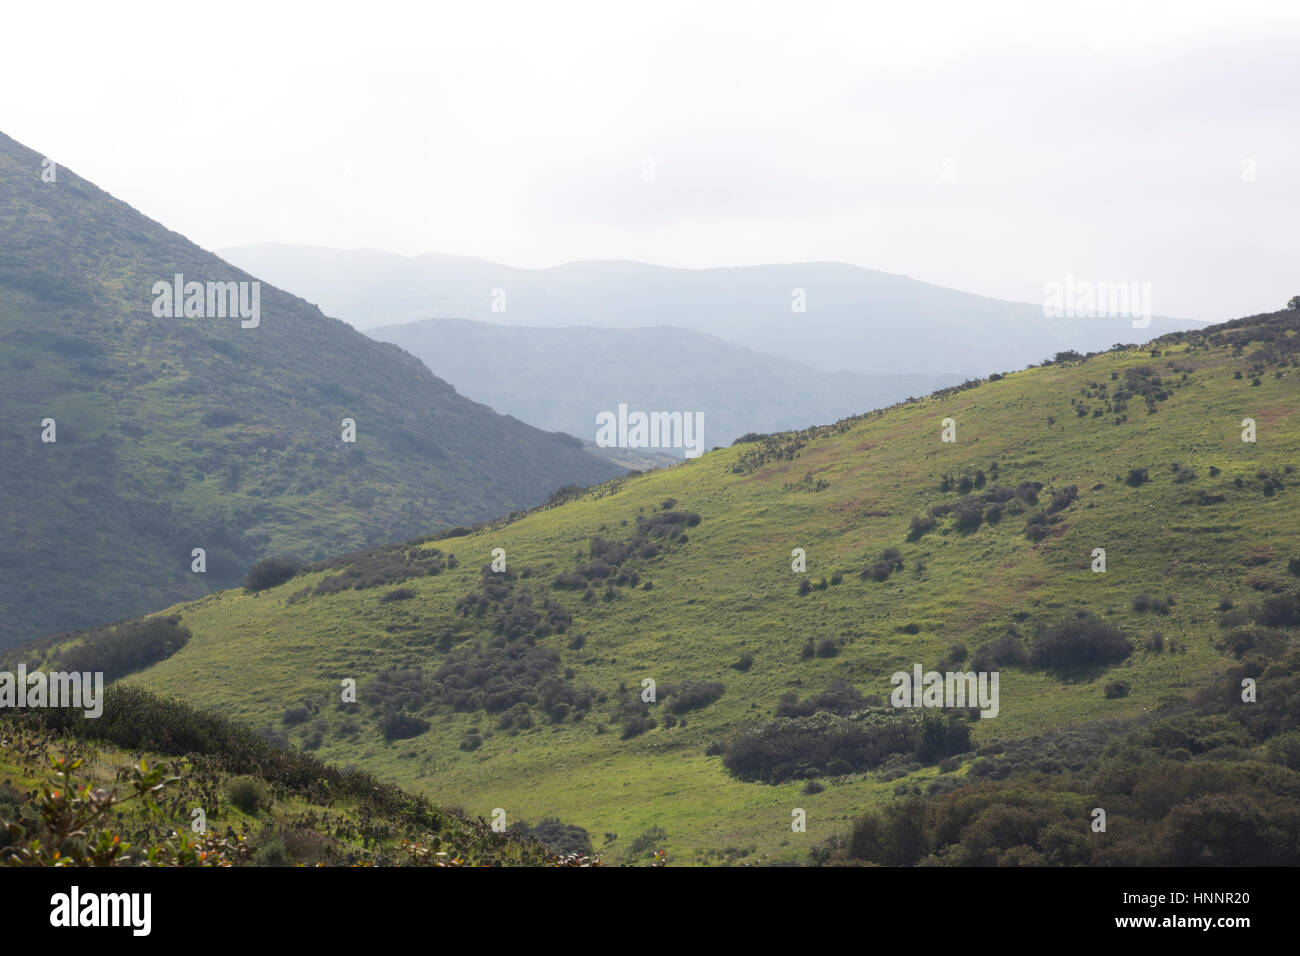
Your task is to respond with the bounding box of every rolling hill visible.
[17,307,1297,864]
[0,131,619,649]
[220,242,1199,376]
[368,318,964,451]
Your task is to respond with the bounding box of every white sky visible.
[2,0,1296,322]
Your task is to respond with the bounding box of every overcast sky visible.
[2,0,1296,322]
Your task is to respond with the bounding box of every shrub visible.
[1031,613,1132,671]
[722,710,969,784]
[1256,592,1300,628]
[512,818,593,856]
[1046,485,1078,514]
[1132,593,1172,615]
[1267,731,1300,771]
[732,652,754,672]
[629,825,667,854]
[379,711,430,741]
[621,715,656,739]
[908,515,936,540]
[243,556,303,592]
[1221,627,1287,659]
[1126,468,1150,487]
[971,633,1029,671]
[281,705,311,726]
[665,681,725,714]
[954,499,984,532]
[380,587,416,603]
[1104,681,1131,699]
[56,615,191,682]
[253,839,289,866]
[227,776,268,815]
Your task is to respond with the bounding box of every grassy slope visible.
[46,312,1299,864]
[0,130,618,647]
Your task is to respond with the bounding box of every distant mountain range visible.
[368,318,965,451]
[220,243,1201,376]
[0,131,618,648]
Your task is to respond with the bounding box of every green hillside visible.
[0,131,619,648]
[15,308,1300,864]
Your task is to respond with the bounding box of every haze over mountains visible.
[0,131,618,649]
[368,318,964,451]
[221,243,1200,376]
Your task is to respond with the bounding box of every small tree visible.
[1288,295,1300,310]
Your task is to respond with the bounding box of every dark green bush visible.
[243,556,302,592]
[1031,613,1132,671]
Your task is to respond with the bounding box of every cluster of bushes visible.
[783,471,831,493]
[862,547,904,582]
[800,637,840,658]
[664,681,725,714]
[552,506,701,596]
[922,479,1042,538]
[456,573,572,644]
[730,434,814,474]
[729,418,863,474]
[939,469,987,494]
[435,643,596,725]
[721,709,972,784]
[775,678,879,718]
[308,544,451,595]
[55,615,191,682]
[1112,365,1172,415]
[355,639,601,737]
[817,639,1300,866]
